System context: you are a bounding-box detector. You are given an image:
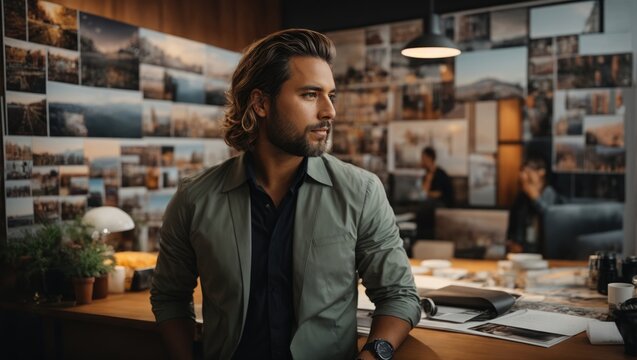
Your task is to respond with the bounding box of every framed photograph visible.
[163,33,205,74]
[474,101,497,153]
[5,39,46,93]
[205,45,241,81]
[562,88,624,116]
[31,166,59,196]
[7,197,34,228]
[435,208,508,257]
[5,136,32,161]
[529,38,553,58]
[143,100,172,137]
[60,195,86,221]
[4,0,27,40]
[87,178,105,207]
[334,86,392,123]
[555,35,578,57]
[329,28,365,85]
[557,53,632,89]
[203,139,232,167]
[6,179,31,198]
[59,165,88,196]
[34,196,60,224]
[146,190,173,222]
[118,187,147,218]
[84,139,120,189]
[48,47,79,84]
[456,12,490,51]
[174,142,204,167]
[469,154,496,206]
[161,167,179,189]
[579,32,632,56]
[204,78,228,106]
[139,28,166,67]
[554,136,584,172]
[524,91,553,137]
[48,82,143,138]
[490,8,527,48]
[80,12,139,90]
[33,136,84,166]
[140,64,168,100]
[5,160,33,180]
[529,57,553,77]
[401,82,455,120]
[165,68,206,104]
[389,119,468,176]
[455,47,527,102]
[6,91,47,136]
[584,115,624,148]
[584,146,625,173]
[389,19,421,82]
[27,0,78,50]
[530,0,599,39]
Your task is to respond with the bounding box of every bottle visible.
[597,252,618,295]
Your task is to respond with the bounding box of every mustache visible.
[307,120,332,131]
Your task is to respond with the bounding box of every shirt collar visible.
[244,152,308,194]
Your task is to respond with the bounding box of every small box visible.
[130,267,154,291]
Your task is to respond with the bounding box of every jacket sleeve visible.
[150,182,199,323]
[355,174,422,327]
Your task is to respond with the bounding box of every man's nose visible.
[318,95,335,120]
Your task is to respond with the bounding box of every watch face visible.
[375,340,393,360]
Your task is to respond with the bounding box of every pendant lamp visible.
[401,0,461,59]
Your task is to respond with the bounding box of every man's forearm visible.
[158,318,196,360]
[359,315,412,359]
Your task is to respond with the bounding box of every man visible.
[420,146,454,207]
[150,29,421,360]
[506,157,565,253]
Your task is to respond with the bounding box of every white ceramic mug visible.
[608,282,635,310]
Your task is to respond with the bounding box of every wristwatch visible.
[362,339,394,360]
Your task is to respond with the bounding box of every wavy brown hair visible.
[223,29,335,151]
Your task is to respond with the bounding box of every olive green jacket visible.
[150,153,421,359]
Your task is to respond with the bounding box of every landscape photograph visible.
[80,12,140,89]
[164,34,205,73]
[27,0,78,50]
[456,12,490,51]
[60,195,86,221]
[31,166,59,196]
[205,45,241,81]
[554,137,584,171]
[143,100,172,137]
[48,47,79,83]
[34,196,60,224]
[205,78,229,106]
[5,39,46,93]
[329,28,365,85]
[334,87,392,123]
[165,69,206,104]
[32,136,84,166]
[584,115,624,147]
[4,0,27,40]
[455,47,527,101]
[490,8,527,48]
[5,136,32,160]
[530,0,599,39]
[139,28,166,67]
[48,82,143,138]
[7,198,34,228]
[6,180,31,198]
[58,165,89,196]
[584,146,625,173]
[6,91,47,136]
[140,64,168,100]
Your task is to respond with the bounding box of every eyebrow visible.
[297,85,336,93]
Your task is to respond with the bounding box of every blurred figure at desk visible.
[506,156,565,253]
[416,146,454,239]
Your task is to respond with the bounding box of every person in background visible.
[420,146,454,207]
[506,156,565,253]
[150,28,420,360]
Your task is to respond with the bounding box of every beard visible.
[265,107,331,157]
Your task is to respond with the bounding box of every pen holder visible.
[614,298,637,356]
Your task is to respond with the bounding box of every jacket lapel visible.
[292,156,333,324]
[222,154,252,324]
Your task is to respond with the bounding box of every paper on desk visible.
[413,275,483,292]
[428,306,486,323]
[490,309,594,336]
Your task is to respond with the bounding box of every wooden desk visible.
[0,259,630,359]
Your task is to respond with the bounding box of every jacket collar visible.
[221,152,332,193]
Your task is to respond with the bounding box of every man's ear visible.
[250,89,269,118]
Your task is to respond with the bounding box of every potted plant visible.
[3,224,66,302]
[62,219,114,304]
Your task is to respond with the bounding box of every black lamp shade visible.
[401,33,461,59]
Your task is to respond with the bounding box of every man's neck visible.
[250,141,304,206]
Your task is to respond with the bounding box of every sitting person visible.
[506,156,565,253]
[416,146,454,239]
[421,146,454,207]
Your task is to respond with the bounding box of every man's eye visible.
[302,92,318,99]
[329,94,336,104]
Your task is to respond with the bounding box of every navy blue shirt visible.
[232,153,307,360]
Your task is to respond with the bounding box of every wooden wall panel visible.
[497,144,523,207]
[53,0,281,51]
[498,98,522,142]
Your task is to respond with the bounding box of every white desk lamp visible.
[82,206,135,239]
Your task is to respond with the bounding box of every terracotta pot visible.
[93,275,109,299]
[73,277,95,305]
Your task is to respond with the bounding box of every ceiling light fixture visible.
[401,0,461,59]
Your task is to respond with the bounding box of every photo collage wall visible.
[326,0,632,207]
[3,0,240,247]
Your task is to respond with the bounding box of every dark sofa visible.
[543,202,624,260]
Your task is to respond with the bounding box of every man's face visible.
[421,154,434,171]
[265,56,336,157]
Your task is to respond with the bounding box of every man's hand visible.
[519,168,543,201]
